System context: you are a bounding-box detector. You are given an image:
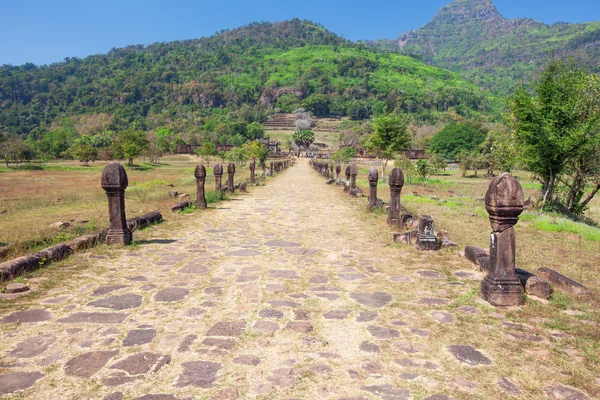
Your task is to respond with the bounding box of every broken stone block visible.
[416,215,438,251]
[393,231,418,245]
[5,283,29,293]
[515,268,552,300]
[536,267,590,298]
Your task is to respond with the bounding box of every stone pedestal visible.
[195,164,207,209]
[101,163,132,246]
[416,215,438,251]
[227,163,235,193]
[344,165,351,193]
[261,163,266,178]
[213,163,223,192]
[368,167,379,210]
[335,165,341,185]
[349,164,359,197]
[387,168,404,226]
[250,163,256,185]
[481,173,525,307]
[270,162,274,176]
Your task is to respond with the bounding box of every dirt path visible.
[0,160,594,399]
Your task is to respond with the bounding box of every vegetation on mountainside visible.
[391,0,600,96]
[0,19,499,158]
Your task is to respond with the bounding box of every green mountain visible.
[0,19,497,145]
[393,0,600,94]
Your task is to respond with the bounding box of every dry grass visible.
[0,155,252,259]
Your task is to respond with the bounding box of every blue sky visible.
[1,0,599,66]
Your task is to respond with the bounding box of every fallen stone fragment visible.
[537,267,590,298]
[515,268,552,299]
[497,377,521,395]
[5,282,29,293]
[393,231,418,245]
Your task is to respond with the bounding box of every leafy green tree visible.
[245,122,265,140]
[156,127,178,154]
[195,141,217,166]
[111,129,149,166]
[394,155,416,184]
[416,159,435,186]
[293,130,315,155]
[72,144,98,166]
[506,58,600,211]
[225,147,247,165]
[364,113,411,179]
[243,140,269,163]
[303,94,330,116]
[430,122,487,160]
[331,147,356,164]
[0,136,36,167]
[429,153,447,174]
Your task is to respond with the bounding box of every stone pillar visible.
[101,163,132,246]
[349,163,359,197]
[250,162,256,185]
[416,215,438,250]
[335,164,341,185]
[368,167,379,211]
[261,163,266,178]
[387,167,404,226]
[213,163,223,192]
[325,164,330,178]
[227,163,235,193]
[195,164,207,209]
[343,165,351,193]
[330,165,334,177]
[481,173,525,306]
[270,162,274,176]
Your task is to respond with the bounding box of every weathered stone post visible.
[270,162,274,176]
[387,167,404,226]
[416,215,438,250]
[324,163,330,178]
[343,165,351,193]
[335,164,341,185]
[194,164,207,209]
[227,163,235,193]
[101,162,132,246]
[330,165,334,177]
[481,173,525,306]
[261,162,266,178]
[349,163,359,197]
[368,167,379,211]
[214,163,223,192]
[250,162,256,185]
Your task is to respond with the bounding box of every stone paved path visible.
[0,160,593,399]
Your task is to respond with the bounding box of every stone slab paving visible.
[0,160,595,399]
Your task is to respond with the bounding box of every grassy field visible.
[0,155,253,259]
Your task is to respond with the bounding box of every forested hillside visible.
[391,0,600,95]
[0,19,497,149]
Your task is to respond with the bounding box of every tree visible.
[293,130,315,156]
[0,136,35,167]
[303,94,330,116]
[429,153,447,174]
[331,147,356,164]
[111,129,149,166]
[225,147,247,165]
[72,144,98,166]
[156,127,178,154]
[195,141,217,166]
[506,58,600,212]
[430,122,487,160]
[243,140,269,164]
[416,159,435,186]
[394,155,416,184]
[364,113,411,180]
[245,122,265,140]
